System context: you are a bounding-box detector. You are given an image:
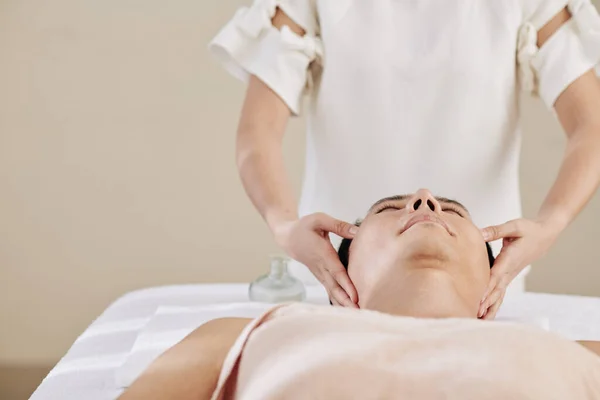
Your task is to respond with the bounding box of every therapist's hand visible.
[478,218,559,319]
[273,213,359,308]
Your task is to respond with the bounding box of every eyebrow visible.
[369,195,469,214]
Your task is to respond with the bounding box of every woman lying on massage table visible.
[120,190,600,400]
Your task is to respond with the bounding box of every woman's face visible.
[347,189,491,306]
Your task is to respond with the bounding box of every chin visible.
[402,240,453,263]
[409,253,450,263]
[404,258,452,274]
[406,244,452,264]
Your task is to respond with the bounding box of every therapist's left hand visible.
[478,218,559,320]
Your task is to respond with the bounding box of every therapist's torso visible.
[293,0,529,283]
[210,0,600,286]
[300,0,523,229]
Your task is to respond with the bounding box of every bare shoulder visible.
[194,317,252,334]
[180,317,253,355]
[577,341,600,357]
[118,318,253,400]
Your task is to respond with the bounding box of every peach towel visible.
[212,303,600,400]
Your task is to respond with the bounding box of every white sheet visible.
[115,302,275,388]
[31,284,600,400]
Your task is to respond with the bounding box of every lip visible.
[401,214,453,236]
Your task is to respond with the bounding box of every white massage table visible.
[31,284,600,400]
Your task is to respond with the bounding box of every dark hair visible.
[337,235,496,271]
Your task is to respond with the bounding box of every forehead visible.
[368,194,469,214]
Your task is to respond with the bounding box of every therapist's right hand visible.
[273,213,359,308]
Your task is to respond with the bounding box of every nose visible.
[405,189,441,214]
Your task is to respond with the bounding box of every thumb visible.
[316,215,358,239]
[481,220,520,242]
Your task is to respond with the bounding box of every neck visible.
[359,266,475,319]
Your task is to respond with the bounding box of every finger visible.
[315,214,358,239]
[332,286,358,308]
[322,272,356,308]
[320,246,359,304]
[481,250,513,302]
[331,265,359,304]
[483,292,505,320]
[330,295,341,307]
[482,291,505,320]
[480,220,523,242]
[310,267,326,290]
[323,271,352,306]
[481,274,500,303]
[479,287,504,318]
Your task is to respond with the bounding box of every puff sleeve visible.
[208,0,323,115]
[517,0,600,108]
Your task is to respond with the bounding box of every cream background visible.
[0,0,598,368]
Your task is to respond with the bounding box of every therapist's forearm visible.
[237,138,299,230]
[536,125,600,234]
[236,76,299,233]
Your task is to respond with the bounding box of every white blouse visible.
[210,0,600,286]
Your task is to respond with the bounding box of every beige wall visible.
[0,0,599,368]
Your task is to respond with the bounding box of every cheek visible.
[451,219,487,258]
[459,224,491,280]
[456,219,485,249]
[346,227,391,285]
[351,221,387,258]
[347,257,370,297]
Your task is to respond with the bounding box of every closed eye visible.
[376,205,466,218]
[443,208,465,218]
[376,206,401,214]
